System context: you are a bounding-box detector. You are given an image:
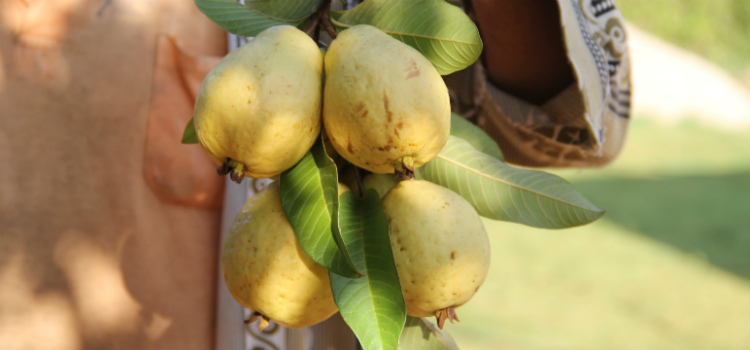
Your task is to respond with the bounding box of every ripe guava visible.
[382,180,490,327]
[221,182,337,328]
[193,25,322,181]
[323,25,451,176]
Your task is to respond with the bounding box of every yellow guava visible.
[323,25,451,175]
[382,180,490,321]
[221,182,338,328]
[193,25,322,179]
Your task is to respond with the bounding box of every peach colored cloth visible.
[0,1,226,348]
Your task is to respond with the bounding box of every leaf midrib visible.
[330,17,481,46]
[357,209,392,350]
[434,153,594,211]
[199,0,311,23]
[418,318,455,349]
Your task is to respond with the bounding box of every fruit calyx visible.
[394,156,415,180]
[436,306,460,330]
[217,158,246,184]
[245,311,271,332]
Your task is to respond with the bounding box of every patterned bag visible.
[447,0,632,167]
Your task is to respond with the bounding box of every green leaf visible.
[330,10,346,22]
[398,317,460,350]
[279,137,359,278]
[181,118,199,144]
[420,136,604,228]
[332,0,482,75]
[194,0,318,37]
[450,113,503,161]
[331,190,406,350]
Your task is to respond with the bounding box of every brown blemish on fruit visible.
[383,90,393,122]
[361,110,368,118]
[450,251,455,260]
[404,58,420,79]
[388,137,394,144]
[394,128,400,138]
[355,102,365,112]
[397,122,403,129]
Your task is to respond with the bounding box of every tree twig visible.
[353,166,364,198]
[320,7,338,39]
[303,14,321,36]
[305,0,336,40]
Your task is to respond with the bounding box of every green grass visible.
[448,117,750,350]
[617,0,750,76]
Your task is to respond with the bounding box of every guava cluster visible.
[196,25,490,328]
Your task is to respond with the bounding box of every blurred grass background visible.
[450,118,750,350]
[616,0,750,78]
[448,1,750,348]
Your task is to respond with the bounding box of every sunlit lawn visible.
[617,0,750,76]
[449,117,750,350]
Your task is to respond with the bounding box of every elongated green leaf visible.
[398,317,460,350]
[194,0,318,37]
[181,118,199,144]
[332,0,482,75]
[280,138,359,278]
[331,190,406,350]
[420,136,604,228]
[450,113,503,161]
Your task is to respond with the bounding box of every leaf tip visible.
[181,118,199,144]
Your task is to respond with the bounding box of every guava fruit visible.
[382,180,490,327]
[193,25,322,181]
[221,182,337,329]
[323,25,451,176]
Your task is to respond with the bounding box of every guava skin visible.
[323,25,451,174]
[382,180,490,317]
[193,25,322,178]
[221,183,337,328]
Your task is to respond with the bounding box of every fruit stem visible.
[217,159,232,176]
[305,0,335,40]
[353,166,364,198]
[229,160,245,184]
[245,311,271,332]
[218,158,246,184]
[393,157,415,180]
[320,4,338,39]
[303,12,321,37]
[436,307,459,330]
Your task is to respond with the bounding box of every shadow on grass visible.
[571,171,750,280]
